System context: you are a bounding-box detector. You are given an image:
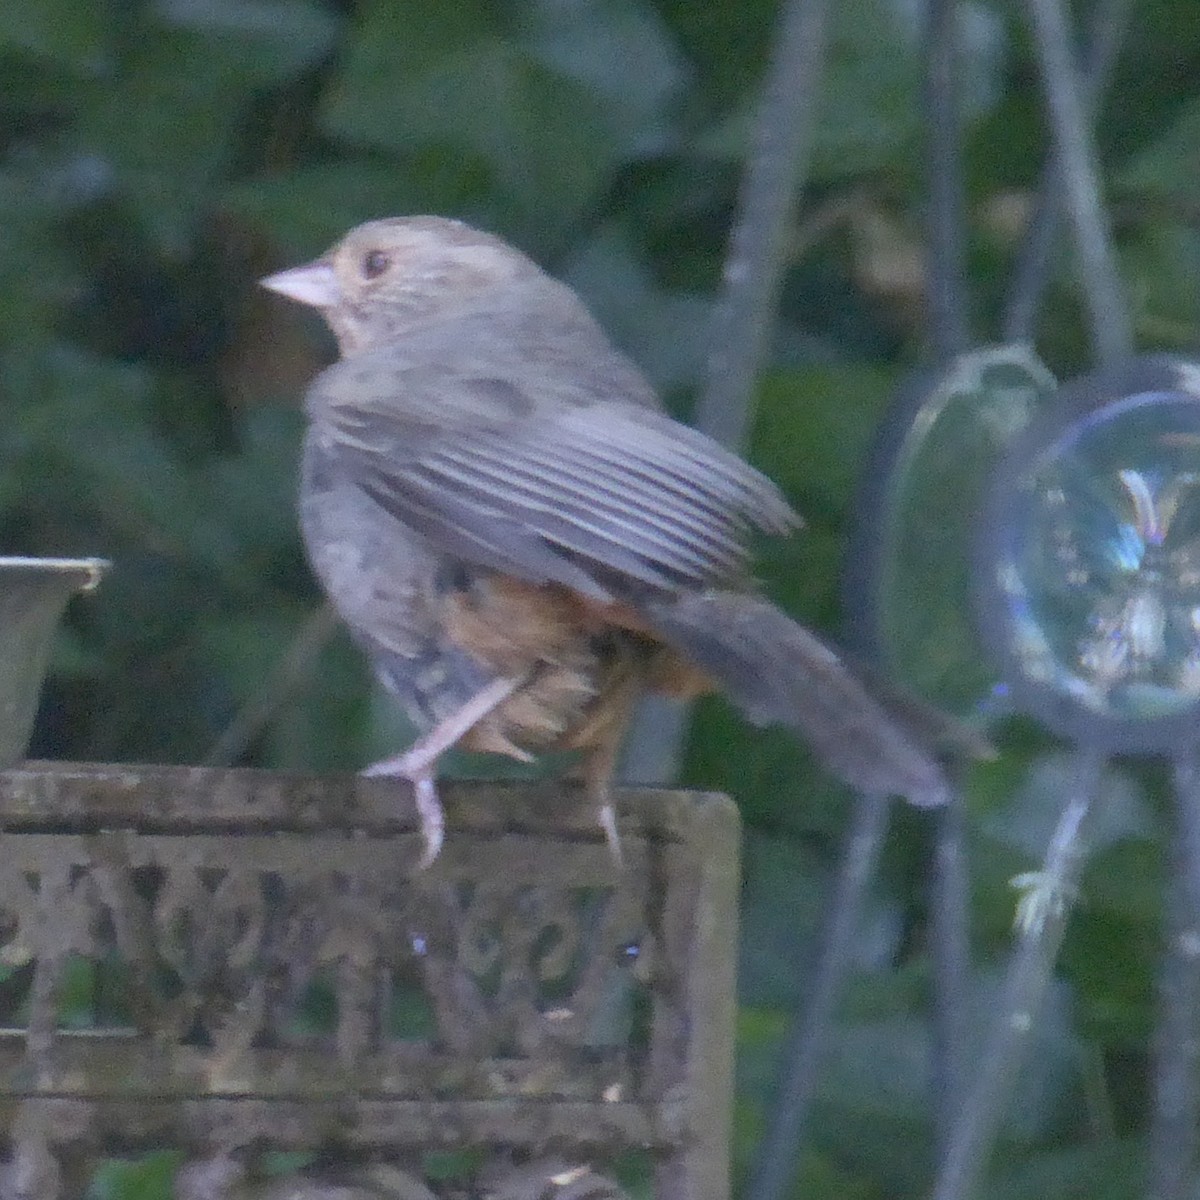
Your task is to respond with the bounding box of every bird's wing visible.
[309,344,798,602]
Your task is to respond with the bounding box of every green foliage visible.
[90,1151,185,1200]
[1,0,1198,1195]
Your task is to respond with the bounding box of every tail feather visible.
[646,591,982,806]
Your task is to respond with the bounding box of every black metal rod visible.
[929,746,1106,1200]
[921,0,971,359]
[1003,0,1132,343]
[930,795,972,1161]
[918,0,974,1155]
[692,0,832,450]
[1021,0,1132,364]
[748,791,892,1200]
[1149,750,1200,1199]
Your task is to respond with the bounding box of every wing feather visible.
[309,319,799,599]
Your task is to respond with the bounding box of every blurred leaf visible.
[1117,94,1200,203]
[269,630,372,771]
[320,0,620,223]
[683,708,856,834]
[195,611,308,708]
[199,404,306,579]
[650,0,777,107]
[1123,221,1200,347]
[814,0,923,179]
[226,158,490,256]
[697,0,1004,182]
[983,1139,1144,1200]
[695,0,920,180]
[363,671,422,767]
[0,0,110,72]
[71,2,334,247]
[1062,906,1157,1046]
[967,738,1164,950]
[735,1003,788,1103]
[753,363,893,517]
[91,1151,184,1200]
[811,1045,935,1196]
[155,0,339,79]
[520,0,690,157]
[7,345,309,601]
[46,615,110,678]
[739,999,936,1195]
[738,831,829,1007]
[955,0,1009,118]
[749,363,894,625]
[1082,838,1163,924]
[820,1013,932,1116]
[16,346,217,561]
[71,32,245,245]
[560,223,713,390]
[808,972,1082,1195]
[0,165,79,346]
[199,609,374,771]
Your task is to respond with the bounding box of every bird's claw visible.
[363,753,445,869]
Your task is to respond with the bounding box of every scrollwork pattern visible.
[0,837,657,1095]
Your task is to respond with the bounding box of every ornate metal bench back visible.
[0,764,738,1200]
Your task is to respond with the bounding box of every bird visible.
[261,216,977,868]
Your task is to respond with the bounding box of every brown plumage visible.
[262,216,977,867]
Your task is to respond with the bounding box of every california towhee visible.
[262,217,975,866]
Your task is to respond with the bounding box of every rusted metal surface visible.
[0,763,739,1200]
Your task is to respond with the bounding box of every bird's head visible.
[260,216,543,355]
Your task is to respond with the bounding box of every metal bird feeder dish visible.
[0,557,107,766]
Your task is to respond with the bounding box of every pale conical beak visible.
[259,261,343,308]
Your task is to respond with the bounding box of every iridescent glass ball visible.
[981,359,1200,747]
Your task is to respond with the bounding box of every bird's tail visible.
[644,591,987,806]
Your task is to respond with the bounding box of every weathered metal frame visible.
[0,764,738,1199]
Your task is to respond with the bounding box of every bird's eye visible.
[361,250,390,279]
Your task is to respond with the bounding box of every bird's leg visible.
[579,697,638,868]
[585,736,625,867]
[364,675,523,868]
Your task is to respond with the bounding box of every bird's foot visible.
[361,676,525,869]
[363,753,445,869]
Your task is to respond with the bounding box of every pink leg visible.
[364,676,523,868]
[598,797,624,868]
[582,723,631,869]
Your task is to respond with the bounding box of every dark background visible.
[3,0,1199,1195]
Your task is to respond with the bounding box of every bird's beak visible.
[259,260,343,308]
